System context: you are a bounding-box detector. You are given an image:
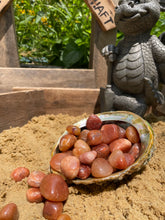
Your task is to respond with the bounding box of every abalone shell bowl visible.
[51,111,154,185]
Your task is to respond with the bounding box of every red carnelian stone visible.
[86,114,102,130]
[43,200,63,220]
[59,134,77,152]
[108,150,128,170]
[40,174,69,202]
[79,150,97,165]
[92,143,110,158]
[66,125,81,136]
[129,143,141,159]
[109,138,132,153]
[0,203,19,220]
[87,130,102,146]
[77,164,91,180]
[11,167,30,182]
[26,188,43,203]
[91,158,113,178]
[125,126,140,143]
[57,213,72,220]
[27,171,46,188]
[101,124,119,144]
[60,156,80,180]
[118,126,126,138]
[124,153,135,167]
[78,129,89,142]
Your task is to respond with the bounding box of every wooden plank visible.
[13,87,101,115]
[84,0,116,31]
[0,5,20,67]
[0,88,100,132]
[0,68,96,92]
[30,87,100,115]
[89,16,117,88]
[89,0,118,88]
[0,0,13,16]
[0,90,45,132]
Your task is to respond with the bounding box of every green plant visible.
[14,0,164,68]
[151,12,165,36]
[13,0,92,68]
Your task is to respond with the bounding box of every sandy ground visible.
[0,113,164,220]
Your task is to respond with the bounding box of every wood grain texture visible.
[0,0,13,16]
[35,87,100,115]
[0,68,96,92]
[0,88,100,131]
[0,90,45,132]
[89,17,117,88]
[0,5,20,67]
[84,0,116,31]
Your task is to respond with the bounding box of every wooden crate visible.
[0,87,100,132]
[0,2,164,134]
[0,4,117,91]
[0,3,117,131]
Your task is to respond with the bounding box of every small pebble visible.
[0,203,19,220]
[26,188,43,203]
[11,167,30,182]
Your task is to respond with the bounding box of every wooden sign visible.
[0,0,13,16]
[84,0,116,31]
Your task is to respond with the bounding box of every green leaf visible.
[14,0,91,68]
[75,38,82,45]
[62,42,84,67]
[35,15,42,24]
[19,16,34,25]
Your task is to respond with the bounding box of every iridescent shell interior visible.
[51,111,154,185]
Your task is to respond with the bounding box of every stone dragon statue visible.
[102,0,165,116]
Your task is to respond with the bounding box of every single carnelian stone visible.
[43,200,63,220]
[87,130,102,146]
[27,171,46,187]
[124,153,135,167]
[91,158,113,178]
[109,138,132,153]
[59,134,77,152]
[101,124,119,144]
[86,114,102,130]
[0,203,19,220]
[11,167,30,182]
[92,143,110,158]
[26,188,43,203]
[57,213,72,220]
[125,126,140,143]
[77,164,91,180]
[129,143,141,159]
[78,129,89,142]
[40,174,69,202]
[66,125,81,136]
[60,156,80,180]
[79,150,97,165]
[108,150,128,170]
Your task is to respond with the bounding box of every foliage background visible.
[13,0,92,68]
[13,0,165,68]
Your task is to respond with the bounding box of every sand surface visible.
[0,113,164,220]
